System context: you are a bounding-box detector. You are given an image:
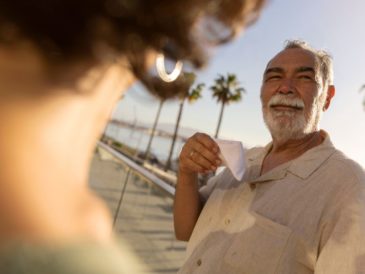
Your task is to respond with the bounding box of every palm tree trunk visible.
[144,99,164,161]
[164,98,185,171]
[214,101,225,138]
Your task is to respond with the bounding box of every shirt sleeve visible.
[315,183,365,273]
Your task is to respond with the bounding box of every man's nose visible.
[277,78,295,95]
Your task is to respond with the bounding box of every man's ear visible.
[323,85,335,111]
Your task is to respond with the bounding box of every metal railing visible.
[89,142,186,273]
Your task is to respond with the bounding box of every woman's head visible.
[0,0,265,98]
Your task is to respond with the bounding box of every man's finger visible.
[194,133,220,153]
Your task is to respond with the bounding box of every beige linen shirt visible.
[178,132,365,274]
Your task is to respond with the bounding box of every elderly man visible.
[174,40,365,273]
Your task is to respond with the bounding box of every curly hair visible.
[0,0,265,98]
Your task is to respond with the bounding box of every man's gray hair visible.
[283,40,334,87]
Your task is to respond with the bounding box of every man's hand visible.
[174,133,221,241]
[179,132,221,177]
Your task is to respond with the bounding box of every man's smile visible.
[270,104,304,111]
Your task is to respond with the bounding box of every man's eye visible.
[266,75,281,81]
[298,75,313,80]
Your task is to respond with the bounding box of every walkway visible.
[89,149,186,273]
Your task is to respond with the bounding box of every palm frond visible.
[188,83,204,103]
[210,73,245,104]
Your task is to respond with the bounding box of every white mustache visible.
[268,95,305,109]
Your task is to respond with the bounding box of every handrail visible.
[97,141,175,197]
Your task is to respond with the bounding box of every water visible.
[104,123,185,164]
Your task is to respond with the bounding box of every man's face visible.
[260,48,327,143]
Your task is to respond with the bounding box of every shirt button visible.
[197,259,202,266]
[225,219,230,225]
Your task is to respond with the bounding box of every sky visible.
[112,0,365,167]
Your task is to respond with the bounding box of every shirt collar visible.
[245,130,336,184]
[286,131,336,179]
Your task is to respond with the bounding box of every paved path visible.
[89,150,186,273]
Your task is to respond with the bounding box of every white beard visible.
[262,94,325,144]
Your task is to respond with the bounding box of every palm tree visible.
[164,72,204,171]
[143,99,165,162]
[210,73,245,138]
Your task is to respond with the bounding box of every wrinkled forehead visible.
[265,48,318,73]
